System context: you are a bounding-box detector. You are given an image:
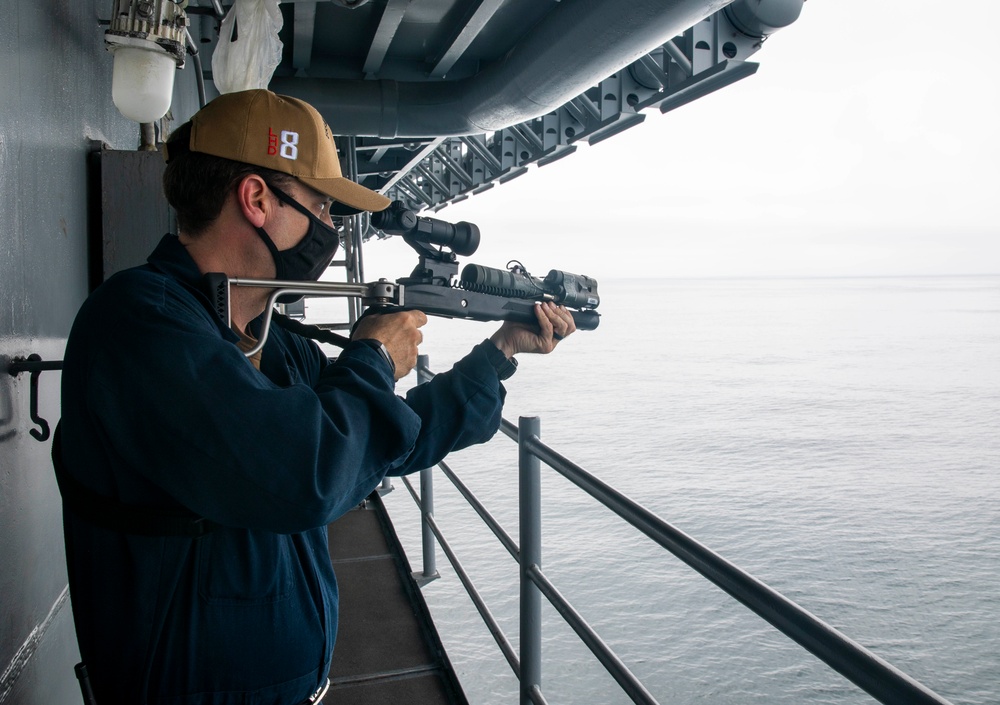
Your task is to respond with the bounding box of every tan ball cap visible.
[186,89,390,214]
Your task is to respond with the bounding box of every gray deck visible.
[326,491,468,704]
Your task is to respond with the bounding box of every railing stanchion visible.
[417,354,438,583]
[519,416,542,704]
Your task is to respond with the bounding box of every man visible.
[58,89,575,704]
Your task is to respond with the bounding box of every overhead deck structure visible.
[258,0,802,213]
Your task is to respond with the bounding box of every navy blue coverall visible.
[59,234,507,704]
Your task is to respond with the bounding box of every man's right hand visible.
[352,310,427,380]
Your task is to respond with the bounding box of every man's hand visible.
[352,310,427,380]
[489,301,576,359]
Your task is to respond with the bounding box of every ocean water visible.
[373,275,999,705]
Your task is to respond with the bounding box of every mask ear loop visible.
[248,179,294,280]
[253,224,285,279]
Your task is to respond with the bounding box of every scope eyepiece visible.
[371,200,480,256]
[370,202,418,232]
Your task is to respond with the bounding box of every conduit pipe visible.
[271,0,739,137]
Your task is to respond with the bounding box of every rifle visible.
[206,201,600,358]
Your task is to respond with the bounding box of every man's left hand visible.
[489,301,576,359]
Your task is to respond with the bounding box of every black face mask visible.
[255,183,339,283]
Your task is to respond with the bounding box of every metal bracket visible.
[6,355,63,442]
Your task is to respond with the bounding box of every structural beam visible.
[430,0,506,78]
[363,0,413,78]
[293,2,317,75]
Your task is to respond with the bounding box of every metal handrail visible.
[404,358,956,705]
[437,460,519,561]
[402,473,521,674]
[525,563,657,705]
[520,425,955,705]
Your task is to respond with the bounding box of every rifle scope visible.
[371,201,480,256]
[460,264,600,310]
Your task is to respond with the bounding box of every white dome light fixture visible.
[105,0,188,123]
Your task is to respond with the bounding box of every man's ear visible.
[234,174,271,228]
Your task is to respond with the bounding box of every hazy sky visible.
[363,0,1000,280]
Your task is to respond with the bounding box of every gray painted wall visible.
[1,2,203,701]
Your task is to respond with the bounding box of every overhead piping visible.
[271,0,738,137]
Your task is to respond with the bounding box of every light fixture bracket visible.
[104,0,188,68]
